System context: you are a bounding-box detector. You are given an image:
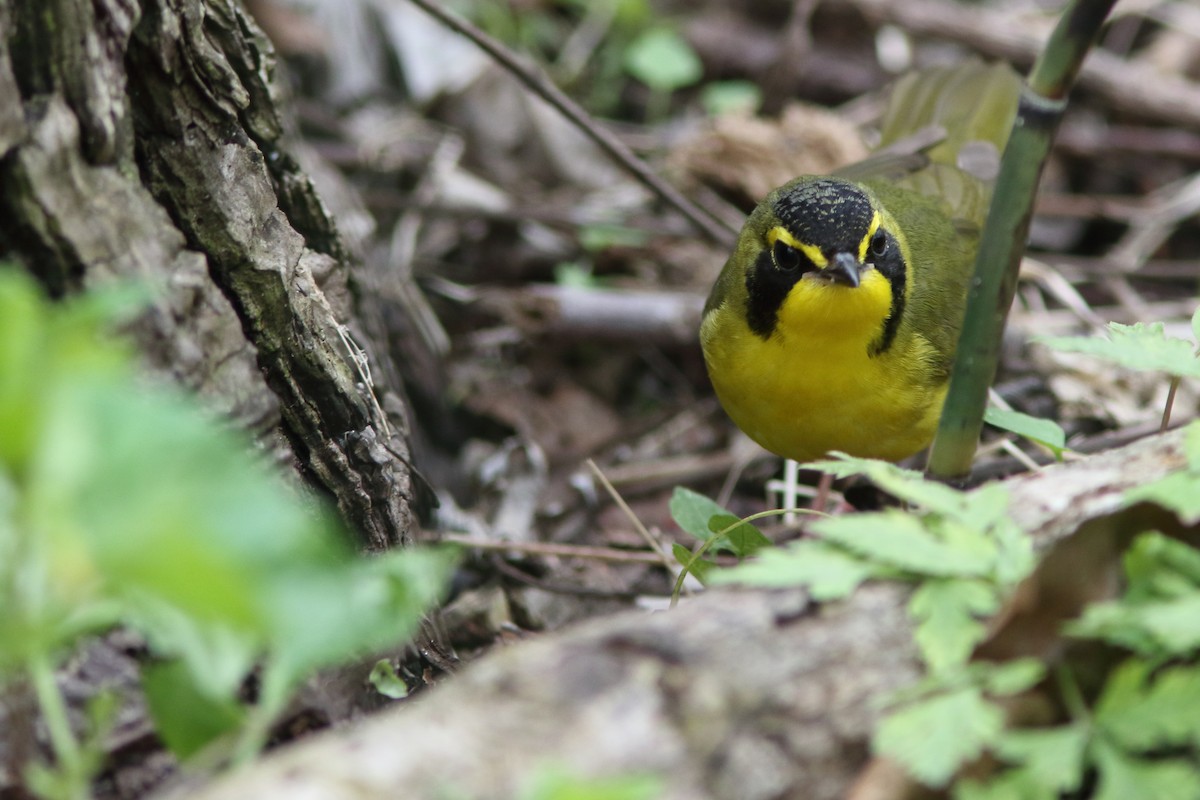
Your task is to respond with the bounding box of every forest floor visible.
[252,0,1200,653]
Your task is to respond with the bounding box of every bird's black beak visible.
[824,251,861,288]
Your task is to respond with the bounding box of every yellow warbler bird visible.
[700,62,1021,464]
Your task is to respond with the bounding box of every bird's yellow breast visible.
[701,268,946,463]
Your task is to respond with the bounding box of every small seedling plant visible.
[0,270,453,799]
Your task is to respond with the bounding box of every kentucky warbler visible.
[700,62,1021,463]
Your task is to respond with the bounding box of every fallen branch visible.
[166,426,1192,800]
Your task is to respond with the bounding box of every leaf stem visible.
[1161,375,1180,432]
[1054,663,1090,724]
[669,507,819,606]
[28,649,89,798]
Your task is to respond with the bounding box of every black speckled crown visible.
[772,179,873,254]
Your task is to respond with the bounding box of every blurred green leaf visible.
[1121,530,1200,603]
[143,660,245,759]
[1092,739,1200,800]
[980,658,1046,696]
[623,28,702,93]
[1070,531,1200,657]
[1071,593,1200,657]
[554,261,600,289]
[523,765,662,800]
[1125,425,1200,523]
[1037,321,1200,378]
[700,80,762,116]
[811,510,995,578]
[875,687,1004,788]
[806,455,1011,531]
[265,548,454,687]
[910,579,1000,673]
[368,659,411,700]
[712,539,879,600]
[1094,660,1200,752]
[0,267,453,771]
[958,723,1088,799]
[578,224,648,252]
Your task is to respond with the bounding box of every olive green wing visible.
[835,61,1022,231]
[877,60,1021,170]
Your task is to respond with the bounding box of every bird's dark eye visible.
[772,240,802,272]
[870,230,888,259]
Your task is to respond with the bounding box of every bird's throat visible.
[774,269,893,347]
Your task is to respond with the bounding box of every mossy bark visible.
[0,0,421,550]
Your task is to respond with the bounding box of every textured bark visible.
[0,0,418,549]
[165,585,918,800]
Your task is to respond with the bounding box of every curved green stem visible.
[29,649,90,798]
[669,507,823,606]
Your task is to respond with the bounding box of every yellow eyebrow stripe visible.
[858,211,882,262]
[769,226,826,268]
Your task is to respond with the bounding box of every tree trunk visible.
[0,0,420,550]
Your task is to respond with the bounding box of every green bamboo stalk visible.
[927,0,1118,480]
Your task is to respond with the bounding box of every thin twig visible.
[1162,376,1180,433]
[488,555,647,600]
[440,532,666,565]
[402,0,739,247]
[585,459,677,574]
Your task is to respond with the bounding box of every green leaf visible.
[711,540,878,600]
[672,542,714,583]
[1092,739,1200,800]
[368,660,411,700]
[992,723,1088,793]
[806,456,968,518]
[1095,660,1200,752]
[553,261,599,289]
[984,407,1066,456]
[811,510,996,578]
[956,724,1087,799]
[127,599,260,700]
[990,516,1037,586]
[1125,594,1200,655]
[0,273,47,471]
[578,224,649,252]
[1071,593,1200,657]
[708,513,769,557]
[623,28,702,93]
[980,658,1046,696]
[1037,321,1200,378]
[1126,472,1200,525]
[909,580,1000,673]
[266,548,454,686]
[1186,420,1200,468]
[523,766,663,800]
[669,486,732,542]
[875,687,1005,788]
[806,456,1015,536]
[700,80,762,116]
[955,770,1056,800]
[142,660,245,760]
[1121,531,1200,602]
[0,267,454,763]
